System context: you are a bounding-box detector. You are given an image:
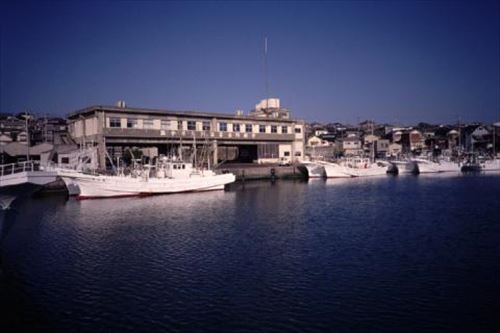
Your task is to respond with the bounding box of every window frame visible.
[127,118,138,129]
[187,120,196,131]
[202,121,211,131]
[161,120,171,130]
[109,117,121,128]
[143,119,154,129]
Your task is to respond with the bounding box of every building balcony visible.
[103,128,296,142]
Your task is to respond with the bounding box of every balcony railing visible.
[0,161,40,177]
[103,128,296,141]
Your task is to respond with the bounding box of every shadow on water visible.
[1,196,68,332]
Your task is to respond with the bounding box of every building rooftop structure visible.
[69,103,297,123]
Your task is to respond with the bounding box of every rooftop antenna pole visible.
[264,36,269,111]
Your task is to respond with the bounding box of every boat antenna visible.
[371,120,375,163]
[192,132,197,169]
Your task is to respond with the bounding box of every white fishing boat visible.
[339,157,389,177]
[480,158,500,171]
[58,159,235,199]
[411,158,441,174]
[300,161,325,178]
[435,159,462,173]
[316,161,352,178]
[0,161,57,209]
[412,158,461,174]
[389,160,419,174]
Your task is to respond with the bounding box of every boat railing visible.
[0,161,40,177]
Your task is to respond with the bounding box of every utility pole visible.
[23,111,30,162]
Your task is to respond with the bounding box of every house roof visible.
[0,142,53,156]
[0,134,13,142]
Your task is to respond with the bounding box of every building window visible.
[143,119,154,129]
[284,151,290,157]
[61,157,70,164]
[202,121,211,131]
[110,117,121,128]
[245,124,252,133]
[294,127,301,134]
[177,120,183,130]
[258,144,279,158]
[259,125,266,133]
[233,123,240,132]
[187,120,196,131]
[127,119,138,128]
[161,120,171,130]
[282,126,288,134]
[271,125,277,133]
[295,151,302,157]
[219,122,227,132]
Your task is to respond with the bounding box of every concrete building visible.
[376,139,390,157]
[341,134,363,156]
[409,129,425,152]
[67,101,305,169]
[306,135,330,147]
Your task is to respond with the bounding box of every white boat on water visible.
[411,158,441,174]
[0,161,57,209]
[435,160,462,173]
[317,157,389,178]
[339,157,389,177]
[480,158,500,171]
[300,161,325,178]
[389,160,419,174]
[412,158,461,174]
[58,159,235,199]
[316,161,352,178]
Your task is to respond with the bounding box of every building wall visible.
[68,106,305,167]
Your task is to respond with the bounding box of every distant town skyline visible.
[1,1,499,124]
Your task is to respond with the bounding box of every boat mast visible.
[458,116,461,154]
[193,132,197,169]
[371,120,375,163]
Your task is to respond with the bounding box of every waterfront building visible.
[376,139,390,157]
[341,133,363,156]
[67,100,305,169]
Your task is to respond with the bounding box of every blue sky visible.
[1,0,499,124]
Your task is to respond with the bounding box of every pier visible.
[217,163,305,181]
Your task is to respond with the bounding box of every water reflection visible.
[1,176,500,332]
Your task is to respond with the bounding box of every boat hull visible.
[318,162,353,178]
[349,165,388,177]
[301,163,325,178]
[61,172,236,199]
[481,159,500,171]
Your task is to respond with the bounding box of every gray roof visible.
[0,142,53,156]
[68,105,302,123]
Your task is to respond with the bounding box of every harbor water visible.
[1,173,500,332]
